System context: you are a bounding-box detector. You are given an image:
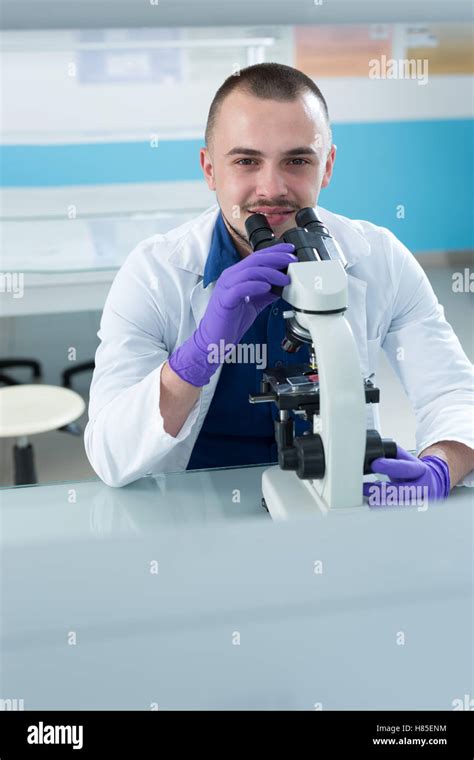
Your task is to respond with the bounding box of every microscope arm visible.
[283,259,367,510]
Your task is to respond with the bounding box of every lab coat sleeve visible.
[381,231,474,487]
[84,243,202,487]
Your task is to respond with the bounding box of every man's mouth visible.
[247,207,294,224]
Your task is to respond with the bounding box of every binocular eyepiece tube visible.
[245,206,348,268]
[244,207,347,353]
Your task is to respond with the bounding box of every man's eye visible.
[235,158,309,166]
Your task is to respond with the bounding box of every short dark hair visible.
[205,62,331,150]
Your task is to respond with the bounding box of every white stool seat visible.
[0,385,85,437]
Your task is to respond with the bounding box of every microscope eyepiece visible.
[295,207,319,228]
[295,207,347,268]
[245,213,276,251]
[295,207,329,237]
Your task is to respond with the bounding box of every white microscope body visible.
[261,259,367,520]
[246,207,396,521]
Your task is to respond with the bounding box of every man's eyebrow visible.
[225,146,319,157]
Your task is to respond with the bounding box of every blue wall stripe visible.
[1,119,472,251]
[0,139,204,186]
[324,119,473,252]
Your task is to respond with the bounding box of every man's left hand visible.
[363,444,451,505]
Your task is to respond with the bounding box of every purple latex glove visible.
[168,243,297,386]
[363,444,450,506]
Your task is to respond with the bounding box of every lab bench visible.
[0,464,472,710]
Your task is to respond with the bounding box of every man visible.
[85,63,474,498]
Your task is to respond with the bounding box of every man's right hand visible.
[168,242,297,387]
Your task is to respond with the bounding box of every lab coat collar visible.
[168,203,371,277]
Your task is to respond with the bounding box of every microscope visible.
[245,208,397,520]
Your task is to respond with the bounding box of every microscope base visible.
[262,466,367,521]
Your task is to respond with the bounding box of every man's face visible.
[200,88,336,255]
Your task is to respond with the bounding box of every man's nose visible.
[255,165,289,198]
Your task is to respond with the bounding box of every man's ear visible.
[200,147,216,191]
[321,144,337,189]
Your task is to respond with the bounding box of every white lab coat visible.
[84,204,474,488]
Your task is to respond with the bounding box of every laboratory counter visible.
[0,464,472,710]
